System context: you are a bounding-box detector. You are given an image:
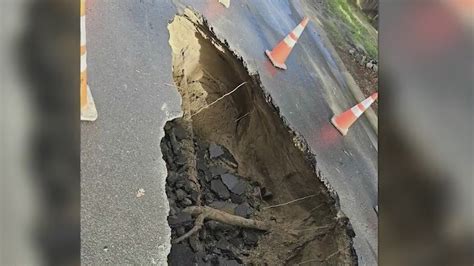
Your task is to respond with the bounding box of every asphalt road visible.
[81,0,377,264]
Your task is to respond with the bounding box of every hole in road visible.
[161,9,356,265]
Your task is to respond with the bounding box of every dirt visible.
[161,9,356,265]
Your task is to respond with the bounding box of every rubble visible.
[162,121,266,264]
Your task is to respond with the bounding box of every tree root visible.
[173,213,206,244]
[173,206,270,244]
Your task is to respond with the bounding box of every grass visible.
[326,0,378,58]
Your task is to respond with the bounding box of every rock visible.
[210,179,230,199]
[242,229,259,246]
[261,187,273,200]
[162,144,175,170]
[372,64,378,72]
[197,159,207,171]
[204,192,215,204]
[229,181,247,195]
[229,237,244,249]
[169,212,193,227]
[175,153,187,166]
[212,247,222,255]
[176,189,188,201]
[196,139,208,152]
[214,230,228,241]
[216,238,231,252]
[204,237,217,250]
[169,135,181,156]
[234,203,253,218]
[167,188,176,201]
[215,238,241,259]
[209,165,227,177]
[167,171,179,186]
[176,226,186,236]
[227,228,241,239]
[221,174,247,195]
[346,222,356,238]
[221,173,239,190]
[359,55,366,66]
[177,165,187,175]
[240,249,250,256]
[194,251,209,265]
[217,257,241,266]
[175,179,185,189]
[181,198,193,206]
[169,243,194,266]
[204,172,215,183]
[173,124,187,140]
[366,61,373,69]
[183,180,194,193]
[169,206,177,216]
[230,193,244,204]
[209,201,238,214]
[168,198,176,208]
[209,143,225,158]
[189,236,204,252]
[189,190,199,203]
[206,220,219,231]
[348,48,356,55]
[204,254,216,263]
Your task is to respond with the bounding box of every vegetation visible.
[325,0,378,58]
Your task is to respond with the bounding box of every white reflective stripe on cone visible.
[81,52,87,72]
[283,36,296,47]
[293,24,305,38]
[81,16,86,46]
[361,97,374,109]
[81,85,98,121]
[351,105,364,117]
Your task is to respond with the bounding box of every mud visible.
[161,9,356,265]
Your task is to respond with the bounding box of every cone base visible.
[218,0,230,8]
[331,116,348,136]
[81,85,98,121]
[265,50,287,70]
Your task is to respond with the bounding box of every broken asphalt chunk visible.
[210,179,230,199]
[209,143,225,158]
[234,202,253,218]
[169,212,193,227]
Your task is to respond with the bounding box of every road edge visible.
[309,15,378,134]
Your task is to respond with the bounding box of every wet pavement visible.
[81,0,377,264]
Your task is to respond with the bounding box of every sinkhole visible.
[160,9,356,265]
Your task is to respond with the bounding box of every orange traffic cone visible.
[81,0,97,121]
[265,17,309,70]
[331,92,378,135]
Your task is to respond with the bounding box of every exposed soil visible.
[161,9,356,265]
